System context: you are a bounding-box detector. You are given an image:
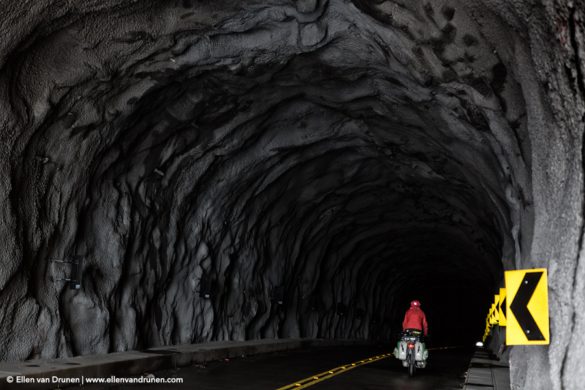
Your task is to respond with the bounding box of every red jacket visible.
[402,306,428,336]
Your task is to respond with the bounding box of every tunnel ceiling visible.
[1,1,585,388]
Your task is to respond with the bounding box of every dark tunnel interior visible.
[1,0,539,364]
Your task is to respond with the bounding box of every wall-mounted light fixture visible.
[198,273,215,299]
[35,155,51,165]
[271,286,285,306]
[335,303,348,317]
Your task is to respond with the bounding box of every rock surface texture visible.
[0,0,584,389]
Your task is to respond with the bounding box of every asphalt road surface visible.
[83,345,473,389]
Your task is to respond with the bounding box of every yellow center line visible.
[275,353,392,390]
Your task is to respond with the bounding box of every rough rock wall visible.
[0,1,583,389]
[479,1,585,389]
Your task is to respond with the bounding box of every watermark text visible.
[5,375,183,385]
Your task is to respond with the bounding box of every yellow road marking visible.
[275,353,392,390]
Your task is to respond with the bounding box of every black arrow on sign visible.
[510,272,544,340]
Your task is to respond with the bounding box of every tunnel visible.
[0,0,584,389]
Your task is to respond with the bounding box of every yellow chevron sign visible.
[489,303,497,325]
[505,269,549,345]
[498,288,507,327]
[493,294,499,324]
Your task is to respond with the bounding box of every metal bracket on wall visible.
[50,255,82,290]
